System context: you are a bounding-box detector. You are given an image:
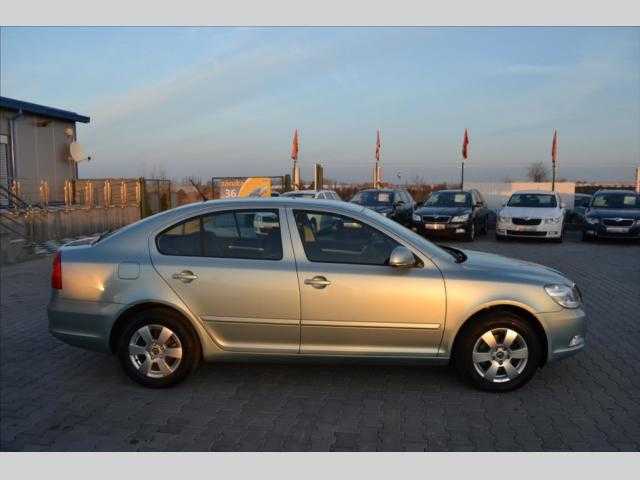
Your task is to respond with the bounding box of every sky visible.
[1,27,639,183]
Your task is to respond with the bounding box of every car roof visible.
[358,188,399,193]
[511,190,558,195]
[593,189,638,195]
[281,190,317,195]
[431,189,471,194]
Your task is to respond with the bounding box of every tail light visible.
[51,252,62,289]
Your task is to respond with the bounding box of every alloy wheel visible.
[128,324,183,378]
[472,328,528,383]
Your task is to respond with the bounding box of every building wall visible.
[0,108,78,204]
[465,182,577,211]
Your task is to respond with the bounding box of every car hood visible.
[586,208,640,220]
[457,249,570,285]
[362,205,395,213]
[415,206,470,216]
[500,206,561,218]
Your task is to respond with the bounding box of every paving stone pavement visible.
[1,231,639,451]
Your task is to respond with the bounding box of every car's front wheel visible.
[464,222,476,242]
[117,308,201,388]
[454,312,542,392]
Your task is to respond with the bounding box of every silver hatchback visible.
[48,198,586,391]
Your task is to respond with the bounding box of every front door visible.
[287,208,446,356]
[150,207,300,353]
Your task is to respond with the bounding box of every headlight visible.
[498,215,511,223]
[544,217,561,224]
[585,217,599,224]
[412,213,421,222]
[451,214,470,222]
[544,284,581,309]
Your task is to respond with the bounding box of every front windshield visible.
[591,193,640,209]
[351,191,395,206]
[425,191,471,207]
[508,193,557,208]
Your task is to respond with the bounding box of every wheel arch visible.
[109,301,204,355]
[450,304,549,366]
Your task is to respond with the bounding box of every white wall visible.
[465,182,576,211]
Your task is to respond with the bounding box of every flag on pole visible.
[551,130,558,165]
[375,129,381,162]
[291,129,299,161]
[462,129,469,160]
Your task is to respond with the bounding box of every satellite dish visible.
[69,142,89,162]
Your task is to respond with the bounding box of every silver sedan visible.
[48,198,586,391]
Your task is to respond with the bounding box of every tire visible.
[464,222,476,242]
[454,311,542,392]
[581,231,592,242]
[495,232,505,242]
[117,308,201,388]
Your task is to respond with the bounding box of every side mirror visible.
[475,202,483,208]
[389,246,415,268]
[394,200,405,206]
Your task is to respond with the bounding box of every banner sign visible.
[217,177,272,198]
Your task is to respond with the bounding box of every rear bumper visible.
[538,308,587,363]
[48,295,121,353]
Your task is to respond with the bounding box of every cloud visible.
[502,64,565,76]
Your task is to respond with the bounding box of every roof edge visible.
[0,96,90,123]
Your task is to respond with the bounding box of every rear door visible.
[150,207,301,353]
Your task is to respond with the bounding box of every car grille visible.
[507,230,547,237]
[602,218,634,227]
[512,217,542,226]
[422,215,450,223]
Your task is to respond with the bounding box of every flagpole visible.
[551,130,558,192]
[461,161,464,190]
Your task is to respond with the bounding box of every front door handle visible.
[172,270,198,283]
[304,276,331,289]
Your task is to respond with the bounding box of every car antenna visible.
[190,179,208,202]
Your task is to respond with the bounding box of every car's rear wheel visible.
[454,312,542,392]
[117,308,200,388]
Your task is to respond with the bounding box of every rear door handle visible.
[304,276,331,289]
[172,270,198,283]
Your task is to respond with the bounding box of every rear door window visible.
[156,209,283,260]
[202,210,283,260]
[156,218,202,257]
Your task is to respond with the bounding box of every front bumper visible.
[48,294,122,353]
[414,221,470,237]
[538,308,587,362]
[583,222,640,239]
[496,222,562,239]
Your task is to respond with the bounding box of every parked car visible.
[48,198,586,392]
[281,189,341,200]
[496,190,565,242]
[412,189,490,241]
[565,193,592,225]
[582,190,640,241]
[350,188,415,226]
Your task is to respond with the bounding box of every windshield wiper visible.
[438,244,467,263]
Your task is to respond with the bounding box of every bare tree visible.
[526,162,549,182]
